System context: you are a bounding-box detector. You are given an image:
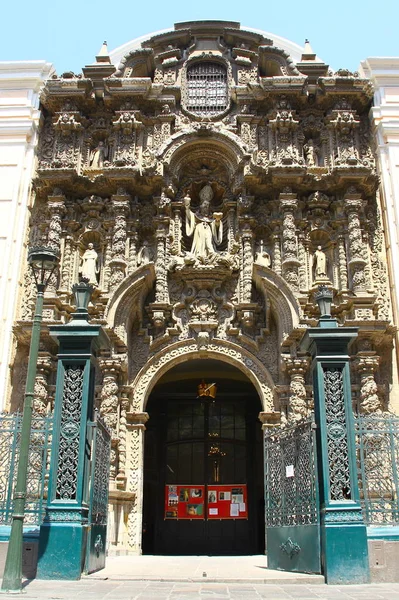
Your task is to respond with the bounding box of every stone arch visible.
[131,338,277,414]
[253,264,301,345]
[105,264,155,345]
[158,129,250,180]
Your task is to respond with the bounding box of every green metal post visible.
[1,284,45,592]
[36,282,109,580]
[301,306,370,584]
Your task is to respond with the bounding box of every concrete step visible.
[86,555,325,584]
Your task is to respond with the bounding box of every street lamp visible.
[1,246,59,592]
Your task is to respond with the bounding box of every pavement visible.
[2,579,399,600]
[1,556,399,599]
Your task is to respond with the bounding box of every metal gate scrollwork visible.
[265,419,321,574]
[85,413,111,574]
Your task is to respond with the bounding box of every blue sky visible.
[3,0,398,74]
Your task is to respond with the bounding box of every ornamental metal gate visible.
[0,411,53,526]
[85,415,111,574]
[264,419,321,574]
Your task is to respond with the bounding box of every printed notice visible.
[219,491,231,501]
[239,502,246,512]
[286,465,294,478]
[209,508,218,515]
[230,503,239,517]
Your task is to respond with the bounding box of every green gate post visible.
[37,280,109,580]
[300,287,369,584]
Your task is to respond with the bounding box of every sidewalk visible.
[1,579,399,599]
[2,556,399,599]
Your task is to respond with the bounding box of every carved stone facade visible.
[9,22,398,554]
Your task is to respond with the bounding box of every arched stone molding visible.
[253,263,301,344]
[105,263,155,345]
[130,338,277,414]
[158,129,250,178]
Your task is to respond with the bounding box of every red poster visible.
[207,484,248,519]
[165,484,247,520]
[165,485,205,519]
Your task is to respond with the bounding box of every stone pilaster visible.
[283,356,310,423]
[99,357,124,482]
[33,354,53,415]
[126,411,149,554]
[109,191,130,291]
[354,351,382,413]
[280,192,300,293]
[344,190,367,293]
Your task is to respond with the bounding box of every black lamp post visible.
[1,246,59,592]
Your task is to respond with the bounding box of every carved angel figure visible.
[184,185,223,258]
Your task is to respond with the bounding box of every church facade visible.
[8,21,399,556]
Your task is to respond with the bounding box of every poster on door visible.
[165,484,247,520]
[164,485,205,519]
[207,485,248,519]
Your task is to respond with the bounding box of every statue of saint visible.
[255,240,272,268]
[314,245,327,279]
[80,243,99,284]
[90,141,107,168]
[137,241,153,266]
[304,138,318,167]
[184,185,223,258]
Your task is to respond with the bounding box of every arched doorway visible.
[142,359,265,555]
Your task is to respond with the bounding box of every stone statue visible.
[80,243,99,284]
[255,240,272,268]
[90,141,107,168]
[304,138,318,167]
[137,241,153,265]
[184,185,223,258]
[314,246,327,279]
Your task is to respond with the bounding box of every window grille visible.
[186,62,228,116]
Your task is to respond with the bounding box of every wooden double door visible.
[143,392,264,555]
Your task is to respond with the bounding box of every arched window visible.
[186,62,228,116]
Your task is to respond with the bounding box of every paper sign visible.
[239,502,246,512]
[286,465,294,478]
[230,503,239,517]
[209,508,218,515]
[219,491,231,501]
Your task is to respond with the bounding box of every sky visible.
[2,0,398,74]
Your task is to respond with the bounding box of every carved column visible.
[128,229,138,275]
[103,234,112,291]
[126,411,149,554]
[354,351,382,413]
[99,357,123,482]
[155,224,168,303]
[272,231,282,276]
[46,190,65,294]
[337,233,349,292]
[117,389,130,487]
[344,191,367,293]
[109,192,130,291]
[298,234,308,291]
[240,223,253,304]
[59,235,74,292]
[171,203,182,257]
[226,204,236,253]
[283,356,310,423]
[33,354,53,415]
[280,192,300,293]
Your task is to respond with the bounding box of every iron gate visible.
[264,419,321,573]
[85,414,111,574]
[0,411,53,526]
